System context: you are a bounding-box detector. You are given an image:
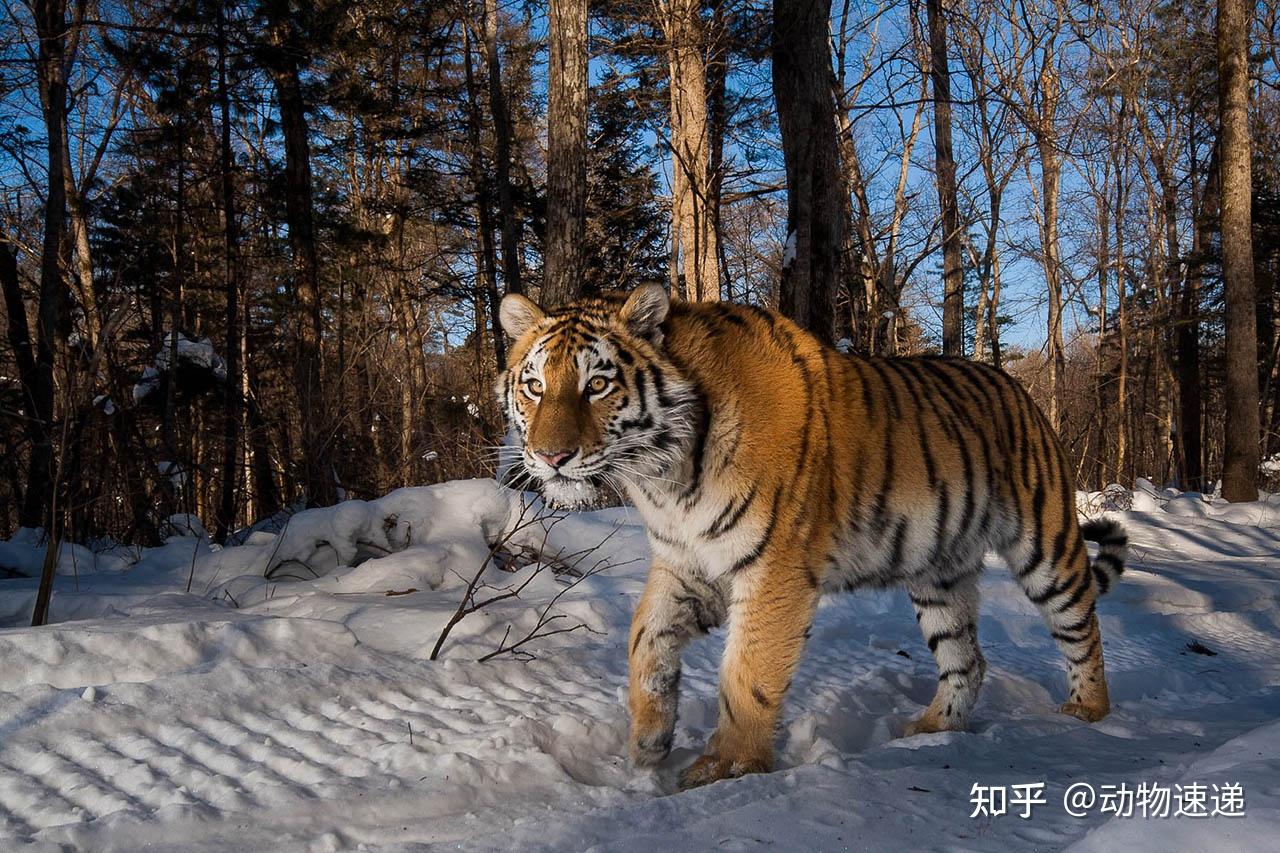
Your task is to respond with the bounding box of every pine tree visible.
[583,70,667,292]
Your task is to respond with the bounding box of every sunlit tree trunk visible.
[1218,0,1260,501]
[663,0,720,301]
[543,0,588,305]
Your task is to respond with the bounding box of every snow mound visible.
[1078,482,1280,529]
[0,614,357,691]
[132,332,229,403]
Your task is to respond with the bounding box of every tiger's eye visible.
[587,376,608,394]
[526,378,544,396]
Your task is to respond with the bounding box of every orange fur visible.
[499,287,1125,789]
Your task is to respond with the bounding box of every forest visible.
[2,0,1278,554]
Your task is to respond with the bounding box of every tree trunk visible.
[773,0,844,343]
[1180,144,1218,494]
[1,238,41,515]
[543,0,588,306]
[215,0,243,540]
[927,0,963,356]
[484,0,522,298]
[465,24,505,368]
[268,12,335,507]
[1114,151,1130,485]
[1037,101,1065,431]
[664,0,720,301]
[707,0,730,300]
[63,168,100,354]
[27,0,69,534]
[1042,145,1065,430]
[1218,0,1260,501]
[28,0,74,625]
[833,79,880,352]
[987,249,1003,369]
[1093,169,1111,489]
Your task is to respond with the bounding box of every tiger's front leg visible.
[678,561,819,789]
[628,562,726,767]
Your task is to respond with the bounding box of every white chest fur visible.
[626,478,767,582]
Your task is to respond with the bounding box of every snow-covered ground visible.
[1,480,1278,851]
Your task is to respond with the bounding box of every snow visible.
[132,332,229,403]
[782,230,797,268]
[0,479,1277,849]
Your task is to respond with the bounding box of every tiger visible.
[497,283,1127,790]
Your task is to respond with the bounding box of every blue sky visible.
[0,0,1114,357]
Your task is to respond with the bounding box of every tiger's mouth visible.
[533,469,606,510]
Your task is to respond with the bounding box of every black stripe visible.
[1094,552,1124,573]
[727,489,783,574]
[889,517,909,568]
[927,623,973,652]
[1016,481,1047,579]
[680,400,711,506]
[1066,635,1101,666]
[705,485,759,538]
[647,526,681,547]
[1028,572,1072,605]
[1091,566,1111,595]
[1052,627,1092,644]
[938,662,977,681]
[1053,573,1092,613]
[933,568,980,591]
[1056,606,1096,634]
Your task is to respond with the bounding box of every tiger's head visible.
[497,284,700,508]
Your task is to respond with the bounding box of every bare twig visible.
[428,499,563,661]
[476,558,615,663]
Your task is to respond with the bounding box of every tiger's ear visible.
[617,283,669,340]
[499,293,545,338]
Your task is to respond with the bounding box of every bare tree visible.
[1002,0,1068,429]
[954,0,1027,368]
[926,0,964,356]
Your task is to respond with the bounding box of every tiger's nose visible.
[534,449,577,469]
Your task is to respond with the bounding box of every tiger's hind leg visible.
[904,570,987,736]
[1005,532,1110,722]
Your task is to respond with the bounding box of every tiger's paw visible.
[677,752,770,790]
[903,709,965,737]
[629,728,674,768]
[1060,701,1109,723]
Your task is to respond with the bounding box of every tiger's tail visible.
[1080,518,1127,595]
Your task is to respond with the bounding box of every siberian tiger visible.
[498,284,1127,790]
